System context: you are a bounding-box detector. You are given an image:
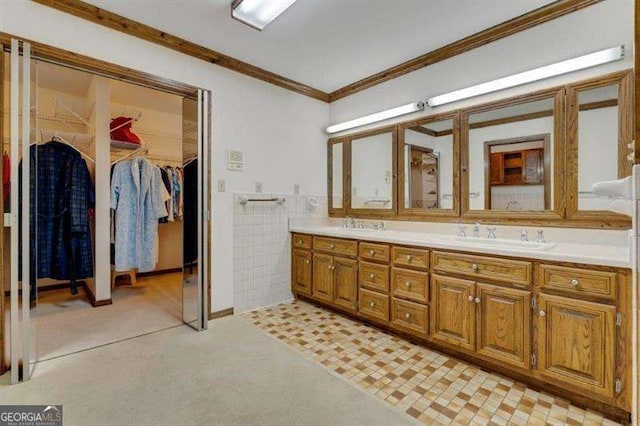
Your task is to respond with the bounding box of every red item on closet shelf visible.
[110,116,141,145]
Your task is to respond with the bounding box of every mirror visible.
[467,96,555,212]
[401,118,455,212]
[351,130,394,210]
[575,83,625,211]
[330,141,344,210]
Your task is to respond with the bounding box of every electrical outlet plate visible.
[217,179,226,192]
[294,183,300,195]
[255,181,263,193]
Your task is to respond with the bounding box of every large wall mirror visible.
[566,71,632,223]
[462,88,564,220]
[349,128,396,213]
[398,113,459,217]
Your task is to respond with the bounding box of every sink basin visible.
[327,226,384,233]
[435,236,556,251]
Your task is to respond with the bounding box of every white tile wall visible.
[233,193,327,313]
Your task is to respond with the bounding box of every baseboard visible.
[209,307,233,320]
[83,283,112,307]
[136,267,182,278]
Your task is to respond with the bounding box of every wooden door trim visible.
[0,42,4,375]
[30,0,330,102]
[565,70,633,225]
[328,137,347,217]
[328,0,602,102]
[482,134,551,210]
[397,111,461,218]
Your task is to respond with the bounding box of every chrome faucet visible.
[519,230,529,242]
[457,226,467,238]
[535,229,546,243]
[473,221,481,238]
[487,227,496,239]
[373,221,386,231]
[343,216,356,228]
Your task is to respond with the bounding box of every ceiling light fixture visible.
[231,0,298,31]
[325,102,425,134]
[427,46,625,107]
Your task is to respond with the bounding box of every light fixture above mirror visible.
[231,0,298,31]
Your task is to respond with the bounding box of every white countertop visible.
[289,225,632,268]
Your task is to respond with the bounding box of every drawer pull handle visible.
[370,249,375,256]
[570,278,579,286]
[328,265,334,270]
[370,302,376,308]
[471,263,479,271]
[406,255,412,261]
[297,239,302,244]
[369,273,375,279]
[468,296,474,302]
[330,243,336,249]
[405,313,411,320]
[474,297,481,304]
[405,281,411,288]
[539,310,546,317]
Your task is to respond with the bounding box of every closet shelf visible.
[110,139,145,150]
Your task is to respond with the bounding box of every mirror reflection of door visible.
[484,134,550,211]
[408,146,439,209]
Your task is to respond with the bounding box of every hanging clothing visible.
[158,167,172,223]
[110,157,167,272]
[3,152,10,211]
[19,141,95,295]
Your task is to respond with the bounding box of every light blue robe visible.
[110,158,168,272]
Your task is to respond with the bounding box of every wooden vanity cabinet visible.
[290,233,631,418]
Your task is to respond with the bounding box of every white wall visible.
[0,1,330,313]
[328,0,633,135]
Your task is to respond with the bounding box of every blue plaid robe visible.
[20,142,94,292]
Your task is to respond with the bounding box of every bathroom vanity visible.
[290,227,632,420]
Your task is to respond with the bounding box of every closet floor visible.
[34,272,182,360]
[242,300,620,426]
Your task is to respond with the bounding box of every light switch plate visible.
[255,181,263,193]
[294,183,300,195]
[217,179,226,192]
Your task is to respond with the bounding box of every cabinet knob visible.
[369,273,375,279]
[370,249,375,256]
[474,297,481,304]
[468,296,474,302]
[370,302,375,308]
[405,281,411,288]
[328,265,333,270]
[330,243,336,249]
[305,260,310,264]
[471,263,479,271]
[405,313,411,320]
[539,310,546,317]
[570,278,579,286]
[297,239,302,244]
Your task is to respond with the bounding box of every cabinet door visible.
[333,257,358,311]
[489,152,504,184]
[476,283,530,369]
[292,250,312,296]
[312,253,334,303]
[522,149,543,184]
[430,274,475,351]
[537,294,615,398]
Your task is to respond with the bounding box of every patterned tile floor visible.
[241,300,621,426]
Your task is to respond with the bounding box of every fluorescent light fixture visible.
[326,102,425,134]
[427,46,625,107]
[231,0,298,30]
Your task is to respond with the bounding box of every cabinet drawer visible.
[314,237,358,257]
[391,267,428,304]
[391,298,428,336]
[392,246,429,270]
[359,242,390,263]
[292,233,312,250]
[359,261,390,293]
[432,251,531,287]
[540,265,617,300]
[359,288,389,323]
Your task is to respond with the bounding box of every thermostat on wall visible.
[227,149,244,171]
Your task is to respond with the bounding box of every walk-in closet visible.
[1,39,210,380]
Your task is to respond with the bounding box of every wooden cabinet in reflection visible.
[488,148,543,186]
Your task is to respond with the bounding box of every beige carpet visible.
[0,316,414,426]
[4,272,183,362]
